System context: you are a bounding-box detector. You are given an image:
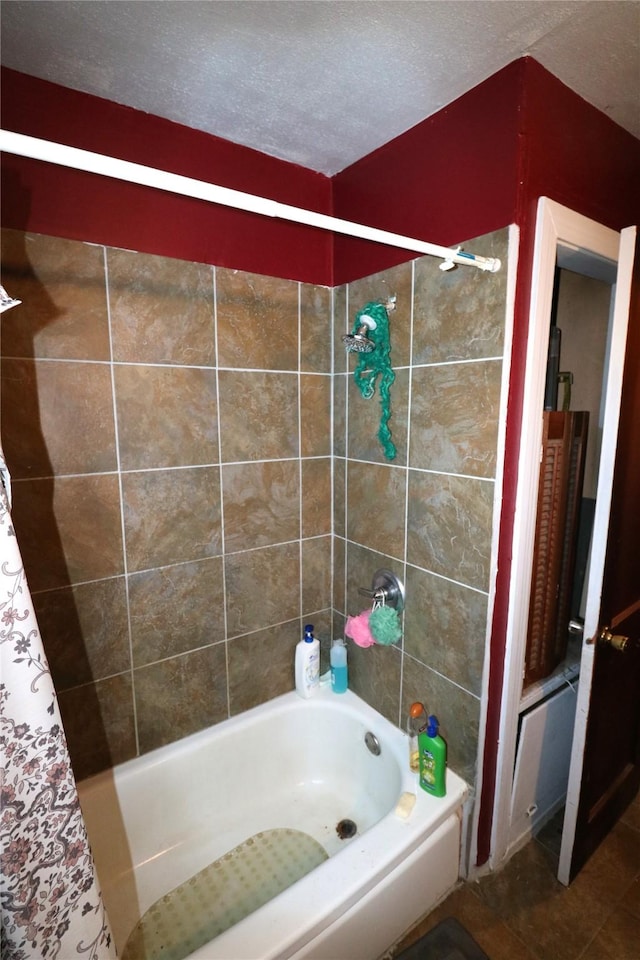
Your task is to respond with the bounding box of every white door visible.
[558,225,638,884]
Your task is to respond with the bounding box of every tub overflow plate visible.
[364,731,381,755]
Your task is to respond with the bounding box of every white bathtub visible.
[78,686,467,960]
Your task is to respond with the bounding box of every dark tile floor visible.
[388,792,640,960]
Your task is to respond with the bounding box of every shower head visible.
[342,325,375,353]
[342,314,377,353]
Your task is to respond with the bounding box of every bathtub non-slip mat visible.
[394,916,490,960]
[121,827,328,960]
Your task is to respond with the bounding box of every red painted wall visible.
[1,68,334,284]
[331,60,524,285]
[332,59,640,284]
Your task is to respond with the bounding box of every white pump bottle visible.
[295,624,320,698]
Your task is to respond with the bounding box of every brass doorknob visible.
[597,627,630,652]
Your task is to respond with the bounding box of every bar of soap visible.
[394,792,416,819]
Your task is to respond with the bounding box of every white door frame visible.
[490,198,620,870]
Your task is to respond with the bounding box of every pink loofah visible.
[345,609,376,648]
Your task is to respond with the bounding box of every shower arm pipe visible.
[0,129,501,273]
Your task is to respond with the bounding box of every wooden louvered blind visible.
[524,411,589,687]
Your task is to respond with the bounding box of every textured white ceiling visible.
[2,0,639,175]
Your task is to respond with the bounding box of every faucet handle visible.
[356,569,405,612]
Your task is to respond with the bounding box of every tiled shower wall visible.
[1,226,509,788]
[334,228,509,786]
[0,229,333,780]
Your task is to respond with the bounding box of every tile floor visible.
[389,792,640,960]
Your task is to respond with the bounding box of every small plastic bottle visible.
[418,715,447,797]
[330,638,348,693]
[407,702,427,773]
[295,624,320,698]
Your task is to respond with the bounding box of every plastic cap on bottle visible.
[427,715,439,737]
[304,624,314,642]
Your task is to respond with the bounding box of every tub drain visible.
[336,818,357,840]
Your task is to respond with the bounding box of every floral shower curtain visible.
[0,447,115,958]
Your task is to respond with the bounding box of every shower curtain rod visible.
[0,129,501,273]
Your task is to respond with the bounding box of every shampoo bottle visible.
[330,638,348,693]
[418,715,447,797]
[295,624,320,698]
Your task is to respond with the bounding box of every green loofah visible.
[350,301,396,461]
[369,605,402,646]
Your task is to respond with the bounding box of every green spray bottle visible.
[418,715,447,797]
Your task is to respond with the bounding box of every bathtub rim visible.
[78,685,411,797]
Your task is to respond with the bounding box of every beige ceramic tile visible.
[391,884,538,960]
[224,542,300,638]
[11,474,124,591]
[348,641,402,727]
[114,364,218,470]
[406,471,494,591]
[33,577,130,690]
[474,839,612,960]
[333,457,346,540]
[222,459,300,552]
[347,460,406,560]
[302,457,332,538]
[333,609,347,643]
[347,367,409,465]
[122,466,221,572]
[412,228,508,365]
[227,619,302,715]
[302,535,332,615]
[333,373,347,459]
[621,876,640,920]
[571,820,640,908]
[300,374,331,457]
[128,557,225,666]
[332,538,346,616]
[300,284,332,373]
[332,284,349,374]
[58,674,137,781]
[620,790,640,834]
[1,358,117,478]
[134,644,228,754]
[579,907,640,960]
[404,565,488,697]
[1,229,110,361]
[409,359,502,478]
[107,248,215,365]
[216,267,299,370]
[218,370,299,462]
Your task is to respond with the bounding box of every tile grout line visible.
[297,280,304,630]
[329,285,335,643]
[343,284,350,636]
[398,259,416,726]
[212,265,232,721]
[103,245,140,758]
